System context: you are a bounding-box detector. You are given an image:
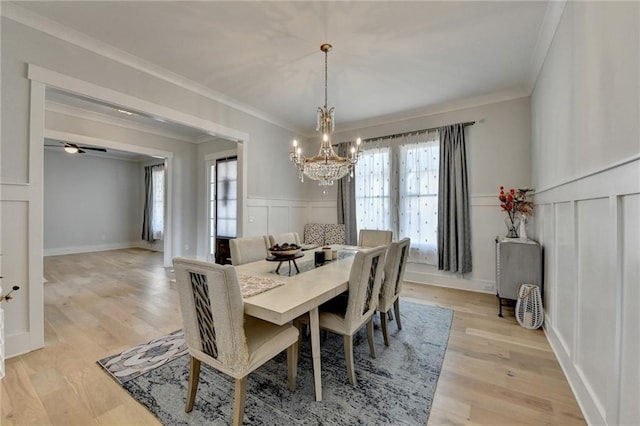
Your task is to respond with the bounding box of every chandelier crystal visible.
[290,43,362,186]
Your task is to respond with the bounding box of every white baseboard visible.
[544,324,604,425]
[404,266,496,294]
[5,330,37,359]
[44,241,140,256]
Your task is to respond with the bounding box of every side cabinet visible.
[495,237,542,317]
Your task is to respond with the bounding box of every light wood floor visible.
[1,248,584,425]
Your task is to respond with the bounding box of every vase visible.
[518,215,527,240]
[505,216,520,238]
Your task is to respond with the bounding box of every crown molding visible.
[525,0,567,94]
[46,101,200,143]
[2,2,302,135]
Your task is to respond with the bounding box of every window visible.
[214,157,237,239]
[142,163,164,242]
[355,130,439,264]
[355,146,391,232]
[150,166,165,240]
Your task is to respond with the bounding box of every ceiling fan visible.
[45,141,107,154]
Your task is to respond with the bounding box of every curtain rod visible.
[359,121,475,144]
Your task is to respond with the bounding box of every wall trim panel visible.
[538,159,640,426]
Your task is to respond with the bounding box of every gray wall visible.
[531,2,639,425]
[44,149,142,254]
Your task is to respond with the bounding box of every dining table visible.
[235,245,358,402]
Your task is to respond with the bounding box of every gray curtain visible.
[336,143,358,245]
[437,123,472,273]
[142,165,160,242]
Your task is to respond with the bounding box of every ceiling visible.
[8,1,551,135]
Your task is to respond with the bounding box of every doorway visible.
[23,65,250,356]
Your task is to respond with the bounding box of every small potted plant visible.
[498,187,533,238]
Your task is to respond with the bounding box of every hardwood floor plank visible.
[0,249,584,425]
[1,359,52,425]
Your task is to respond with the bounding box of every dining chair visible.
[358,229,393,248]
[229,235,270,265]
[268,232,301,247]
[172,257,299,426]
[377,238,411,346]
[324,224,347,245]
[307,245,386,385]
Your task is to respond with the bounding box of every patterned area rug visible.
[98,301,453,425]
[98,329,187,384]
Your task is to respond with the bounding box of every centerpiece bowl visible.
[269,243,301,258]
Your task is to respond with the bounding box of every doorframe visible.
[26,64,250,355]
[204,150,238,261]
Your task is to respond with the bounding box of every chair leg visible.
[343,335,356,385]
[393,299,402,330]
[380,311,390,347]
[232,377,248,426]
[287,341,298,391]
[185,356,201,413]
[366,318,377,358]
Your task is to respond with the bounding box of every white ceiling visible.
[8,1,551,135]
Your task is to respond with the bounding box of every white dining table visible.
[235,245,357,401]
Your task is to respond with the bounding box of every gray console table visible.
[495,236,542,317]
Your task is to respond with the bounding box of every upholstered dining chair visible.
[172,257,299,426]
[377,238,411,346]
[268,232,301,247]
[303,245,386,386]
[229,235,270,265]
[358,229,393,248]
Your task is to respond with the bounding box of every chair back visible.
[379,238,411,309]
[268,232,301,247]
[324,224,346,245]
[358,229,393,248]
[230,236,270,265]
[344,245,387,328]
[304,223,325,245]
[173,257,248,371]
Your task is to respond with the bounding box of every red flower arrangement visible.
[499,187,533,237]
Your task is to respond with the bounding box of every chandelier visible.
[290,43,362,186]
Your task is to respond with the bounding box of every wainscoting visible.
[534,157,639,425]
[244,196,337,238]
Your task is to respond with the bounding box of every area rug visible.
[98,301,453,425]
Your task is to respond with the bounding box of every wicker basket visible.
[515,284,544,329]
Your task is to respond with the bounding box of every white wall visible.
[321,96,533,294]
[43,149,142,255]
[531,2,639,425]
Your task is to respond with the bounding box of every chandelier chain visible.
[324,47,328,109]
